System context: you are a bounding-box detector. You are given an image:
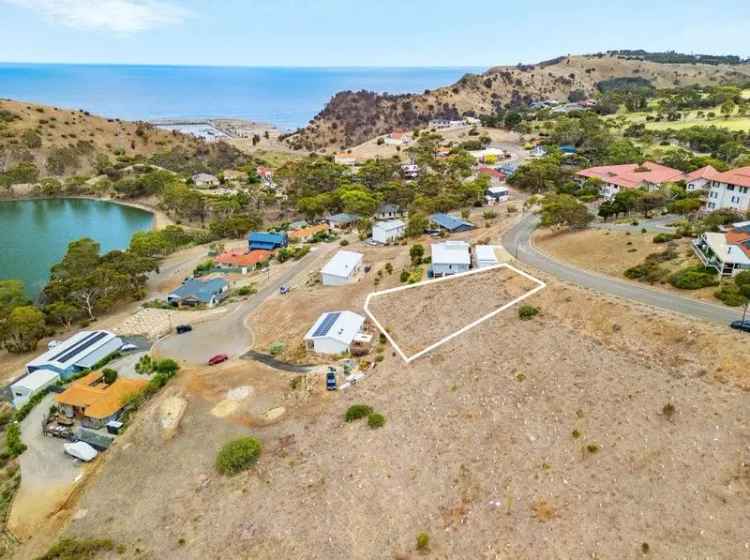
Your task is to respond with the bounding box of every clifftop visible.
[286,54,750,151]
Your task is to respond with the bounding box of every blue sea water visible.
[0,64,483,130]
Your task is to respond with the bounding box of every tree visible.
[44,301,79,329]
[410,244,425,265]
[406,213,428,237]
[537,194,594,229]
[636,191,667,218]
[720,99,736,118]
[4,306,46,353]
[507,155,567,193]
[668,197,703,216]
[102,368,118,384]
[338,185,380,216]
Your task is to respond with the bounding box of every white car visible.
[64,441,98,462]
[121,343,138,352]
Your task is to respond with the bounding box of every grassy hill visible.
[0,99,248,186]
[286,54,750,151]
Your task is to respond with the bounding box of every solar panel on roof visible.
[56,331,109,364]
[312,312,341,338]
[48,331,100,361]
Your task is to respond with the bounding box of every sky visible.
[0,0,749,67]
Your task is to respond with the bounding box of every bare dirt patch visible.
[367,266,541,357]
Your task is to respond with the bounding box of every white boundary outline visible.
[364,262,546,364]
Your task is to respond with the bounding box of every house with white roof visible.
[26,330,123,381]
[191,173,220,188]
[384,131,412,146]
[304,311,366,355]
[372,220,406,244]
[10,369,60,408]
[321,250,364,286]
[474,245,499,269]
[431,241,471,277]
[692,221,750,277]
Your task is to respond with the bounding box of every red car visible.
[208,354,229,366]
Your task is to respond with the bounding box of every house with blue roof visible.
[167,277,229,307]
[499,162,520,176]
[430,213,475,233]
[247,231,288,251]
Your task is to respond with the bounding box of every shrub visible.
[367,412,386,429]
[714,285,748,306]
[155,358,179,375]
[416,532,430,551]
[669,266,719,290]
[345,404,373,422]
[37,537,115,560]
[215,437,262,475]
[652,233,678,243]
[518,305,539,320]
[662,402,676,420]
[102,368,118,385]
[269,342,285,356]
[339,239,349,246]
[237,285,255,296]
[5,424,26,457]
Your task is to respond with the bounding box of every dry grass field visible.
[367,266,540,356]
[535,228,722,303]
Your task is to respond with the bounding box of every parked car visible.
[121,343,138,352]
[64,441,98,462]
[326,368,337,391]
[208,354,228,366]
[176,324,193,334]
[730,320,750,333]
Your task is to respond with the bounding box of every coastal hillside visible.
[287,53,750,151]
[0,99,248,184]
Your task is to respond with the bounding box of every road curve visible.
[502,214,744,325]
[154,249,324,365]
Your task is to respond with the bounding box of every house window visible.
[728,185,735,191]
[741,187,749,194]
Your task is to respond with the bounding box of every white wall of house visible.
[705,181,750,212]
[372,222,405,244]
[432,262,470,277]
[321,272,354,286]
[686,178,710,192]
[309,337,349,355]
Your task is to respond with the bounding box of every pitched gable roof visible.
[714,166,750,188]
[576,162,684,189]
[684,165,720,182]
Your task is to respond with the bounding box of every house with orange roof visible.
[334,152,357,166]
[288,223,330,242]
[56,371,147,429]
[692,221,750,277]
[384,130,412,146]
[214,249,271,273]
[576,161,684,199]
[684,165,720,193]
[705,167,750,213]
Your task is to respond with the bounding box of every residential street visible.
[153,245,332,365]
[502,214,745,324]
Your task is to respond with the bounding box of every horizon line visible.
[0,61,490,71]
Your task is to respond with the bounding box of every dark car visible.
[208,354,229,366]
[176,324,193,334]
[326,368,337,391]
[730,320,750,333]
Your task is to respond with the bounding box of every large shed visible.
[431,241,471,277]
[10,369,60,408]
[430,213,475,233]
[26,330,123,381]
[372,220,406,244]
[321,251,364,286]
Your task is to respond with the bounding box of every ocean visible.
[0,64,483,131]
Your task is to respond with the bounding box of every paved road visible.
[154,248,327,365]
[10,393,83,538]
[502,214,744,325]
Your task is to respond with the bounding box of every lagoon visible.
[0,199,154,299]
